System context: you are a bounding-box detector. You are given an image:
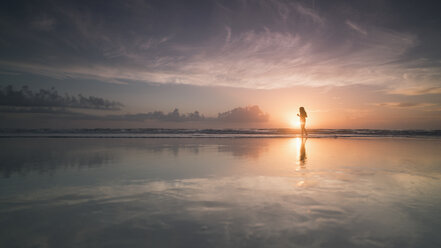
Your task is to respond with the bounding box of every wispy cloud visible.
[0,0,437,93]
[0,25,419,90]
[294,3,324,25]
[225,26,232,44]
[345,20,367,35]
[374,102,436,109]
[388,86,441,96]
[31,17,56,31]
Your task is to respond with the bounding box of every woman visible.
[297,107,308,137]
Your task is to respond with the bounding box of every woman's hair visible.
[299,107,307,117]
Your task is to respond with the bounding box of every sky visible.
[0,0,440,129]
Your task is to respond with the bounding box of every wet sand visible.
[1,137,441,247]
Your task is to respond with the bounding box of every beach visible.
[2,0,441,247]
[1,135,441,247]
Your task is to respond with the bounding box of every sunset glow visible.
[290,117,301,129]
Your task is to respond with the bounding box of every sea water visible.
[1,135,440,247]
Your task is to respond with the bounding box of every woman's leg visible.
[301,123,305,137]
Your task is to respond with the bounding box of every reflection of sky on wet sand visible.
[1,138,441,247]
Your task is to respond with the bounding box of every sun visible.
[290,117,300,128]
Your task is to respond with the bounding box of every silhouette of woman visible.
[297,107,308,137]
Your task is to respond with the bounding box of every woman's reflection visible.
[296,137,307,169]
[300,137,307,166]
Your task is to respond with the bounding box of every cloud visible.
[345,20,367,35]
[103,105,269,123]
[374,102,436,109]
[0,23,419,90]
[217,105,269,122]
[0,85,123,110]
[104,109,205,122]
[0,0,436,92]
[0,106,75,114]
[225,26,232,44]
[1,104,269,123]
[31,17,56,31]
[294,3,324,25]
[388,86,441,96]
